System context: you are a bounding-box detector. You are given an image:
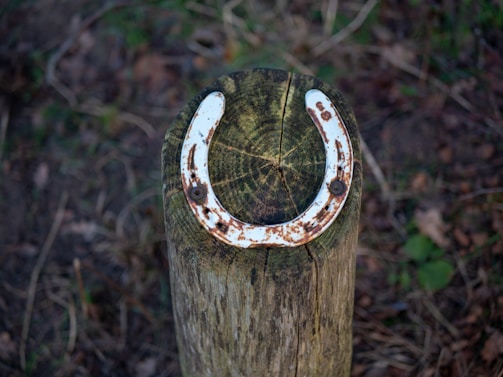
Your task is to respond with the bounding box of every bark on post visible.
[162,68,362,377]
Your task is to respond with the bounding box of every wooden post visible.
[162,68,362,377]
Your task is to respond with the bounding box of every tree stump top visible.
[207,70,324,226]
[177,69,354,247]
[163,68,360,251]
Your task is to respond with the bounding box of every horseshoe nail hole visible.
[204,208,210,214]
[325,205,329,211]
[191,173,196,178]
[216,222,228,233]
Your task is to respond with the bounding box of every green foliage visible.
[227,45,285,71]
[98,105,119,134]
[404,234,435,262]
[394,234,454,292]
[0,0,30,17]
[29,50,46,90]
[103,7,150,48]
[399,84,419,98]
[417,260,455,291]
[476,0,503,29]
[316,65,339,82]
[25,350,38,376]
[424,0,503,70]
[388,267,412,291]
[404,234,444,262]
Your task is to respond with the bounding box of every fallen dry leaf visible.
[33,162,49,190]
[61,221,98,242]
[481,331,503,363]
[351,363,367,377]
[471,232,489,247]
[410,171,430,192]
[450,339,469,352]
[134,53,169,94]
[453,228,470,247]
[438,145,453,164]
[362,362,389,377]
[361,255,383,273]
[492,240,503,255]
[381,43,417,66]
[415,207,450,249]
[477,143,496,160]
[0,332,16,360]
[135,357,157,377]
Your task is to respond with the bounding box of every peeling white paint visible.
[180,89,353,248]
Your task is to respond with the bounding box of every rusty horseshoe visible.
[180,89,353,248]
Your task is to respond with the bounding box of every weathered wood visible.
[162,68,362,377]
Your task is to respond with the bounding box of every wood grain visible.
[162,68,362,377]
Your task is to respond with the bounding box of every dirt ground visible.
[1,1,502,376]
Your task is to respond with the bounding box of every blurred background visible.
[0,0,502,376]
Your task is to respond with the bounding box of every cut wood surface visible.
[162,68,362,377]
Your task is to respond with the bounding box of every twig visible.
[67,298,77,354]
[496,363,503,377]
[367,45,503,137]
[434,347,448,376]
[73,258,88,318]
[455,257,476,308]
[77,103,156,138]
[422,296,459,338]
[0,99,9,164]
[185,1,219,17]
[20,191,69,371]
[483,117,503,137]
[459,187,503,201]
[353,316,423,356]
[376,46,475,113]
[359,133,392,199]
[118,298,128,351]
[46,2,128,106]
[323,0,339,36]
[116,187,159,238]
[313,0,379,56]
[80,261,155,324]
[222,0,261,47]
[46,290,77,355]
[45,1,156,138]
[280,51,315,76]
[94,150,136,193]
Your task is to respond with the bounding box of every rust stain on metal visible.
[188,145,196,172]
[180,89,353,248]
[321,111,332,121]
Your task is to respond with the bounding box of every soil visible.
[1,1,502,376]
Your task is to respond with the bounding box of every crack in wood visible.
[263,247,270,275]
[294,314,301,377]
[304,243,321,338]
[278,73,292,167]
[277,74,303,218]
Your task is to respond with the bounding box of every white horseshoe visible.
[180,89,353,248]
